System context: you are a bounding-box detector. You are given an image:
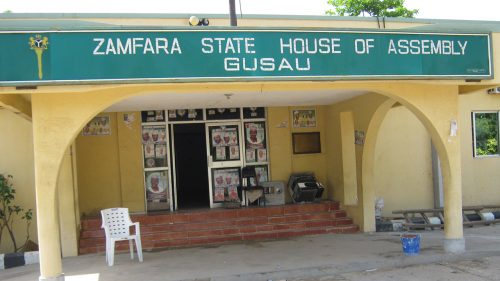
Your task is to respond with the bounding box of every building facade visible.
[1,13,500,280]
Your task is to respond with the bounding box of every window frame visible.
[472,111,500,158]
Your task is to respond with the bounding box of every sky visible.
[0,0,499,21]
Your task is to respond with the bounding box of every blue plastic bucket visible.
[400,233,421,256]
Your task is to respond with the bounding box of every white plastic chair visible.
[101,208,143,266]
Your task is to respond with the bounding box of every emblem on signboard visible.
[29,35,49,79]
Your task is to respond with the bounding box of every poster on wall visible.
[245,122,265,149]
[167,109,204,121]
[211,128,224,147]
[82,116,111,136]
[142,125,168,168]
[144,143,155,158]
[212,168,241,203]
[215,147,226,160]
[246,150,256,163]
[244,122,267,163]
[292,109,316,128]
[145,170,169,211]
[211,127,238,147]
[209,125,240,161]
[243,107,266,119]
[206,108,241,120]
[257,148,267,162]
[141,110,165,123]
[355,130,365,145]
[229,146,240,160]
[250,165,269,186]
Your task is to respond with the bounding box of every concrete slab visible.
[2,224,500,281]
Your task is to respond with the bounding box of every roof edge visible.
[0,13,499,25]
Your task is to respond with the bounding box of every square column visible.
[31,96,67,280]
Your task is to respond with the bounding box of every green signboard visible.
[0,29,492,85]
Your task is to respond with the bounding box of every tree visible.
[474,113,499,156]
[0,174,33,252]
[326,0,418,18]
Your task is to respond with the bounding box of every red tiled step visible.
[103,224,359,252]
[79,201,357,254]
[79,213,352,243]
[81,201,341,229]
[78,216,353,249]
[80,210,349,239]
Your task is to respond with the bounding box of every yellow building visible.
[1,13,500,280]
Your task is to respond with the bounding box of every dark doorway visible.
[173,123,209,209]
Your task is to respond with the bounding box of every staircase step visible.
[79,201,356,254]
[80,201,341,230]
[84,224,359,253]
[78,217,354,248]
[80,210,349,238]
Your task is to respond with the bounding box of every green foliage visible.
[326,0,418,18]
[0,173,33,252]
[474,113,499,156]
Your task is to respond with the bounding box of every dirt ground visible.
[290,256,500,281]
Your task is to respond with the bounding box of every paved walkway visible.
[2,224,500,281]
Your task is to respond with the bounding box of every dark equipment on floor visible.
[288,173,324,203]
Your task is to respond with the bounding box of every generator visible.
[287,173,324,203]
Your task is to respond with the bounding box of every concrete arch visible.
[30,81,465,279]
[361,98,398,232]
[356,83,463,252]
[360,95,452,231]
[31,85,193,279]
[375,95,453,183]
[31,82,270,279]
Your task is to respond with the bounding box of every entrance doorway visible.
[173,123,209,209]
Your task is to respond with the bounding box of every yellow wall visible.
[116,112,146,212]
[267,107,293,184]
[367,90,500,217]
[493,33,500,85]
[76,112,145,216]
[324,84,466,232]
[373,105,434,217]
[460,90,500,206]
[0,118,81,257]
[0,110,37,253]
[57,147,79,257]
[0,70,490,256]
[325,93,390,230]
[290,106,328,192]
[339,111,358,205]
[268,106,328,202]
[0,80,479,265]
[75,107,327,211]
